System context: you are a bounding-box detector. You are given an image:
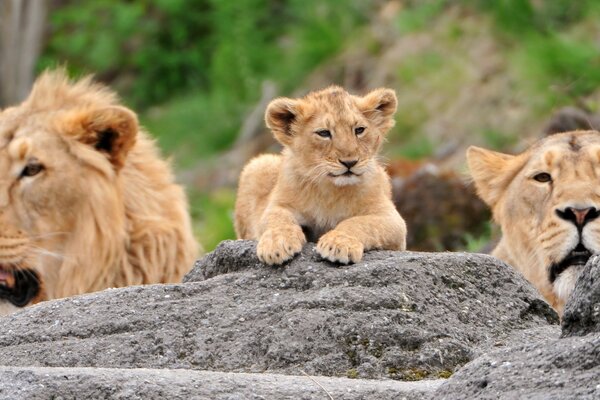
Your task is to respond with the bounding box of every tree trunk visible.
[0,0,47,107]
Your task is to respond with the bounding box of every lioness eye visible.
[533,172,552,183]
[21,162,44,178]
[355,127,365,135]
[315,129,331,138]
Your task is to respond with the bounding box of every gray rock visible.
[0,366,443,400]
[0,240,556,384]
[434,255,600,399]
[562,255,600,337]
[0,240,563,399]
[434,332,600,400]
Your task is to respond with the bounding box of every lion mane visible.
[0,70,198,312]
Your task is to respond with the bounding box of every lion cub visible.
[235,86,406,265]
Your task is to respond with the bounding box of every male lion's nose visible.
[339,159,358,169]
[556,207,600,229]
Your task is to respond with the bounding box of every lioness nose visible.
[556,207,600,229]
[339,159,358,169]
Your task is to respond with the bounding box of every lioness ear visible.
[467,146,522,208]
[71,106,138,169]
[265,97,298,146]
[358,88,398,134]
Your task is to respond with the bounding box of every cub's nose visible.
[339,159,358,169]
[556,206,600,229]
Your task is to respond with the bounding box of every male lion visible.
[0,70,198,314]
[468,131,600,315]
[235,86,407,265]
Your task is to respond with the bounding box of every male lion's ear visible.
[467,146,522,208]
[265,97,298,146]
[70,106,138,169]
[358,88,398,134]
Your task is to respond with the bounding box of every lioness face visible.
[0,94,136,309]
[265,86,397,187]
[469,131,600,312]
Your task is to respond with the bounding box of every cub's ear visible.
[358,88,398,134]
[66,106,138,169]
[265,97,299,146]
[467,146,522,208]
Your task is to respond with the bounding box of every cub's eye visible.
[533,172,552,183]
[355,126,365,135]
[20,162,44,178]
[315,129,331,138]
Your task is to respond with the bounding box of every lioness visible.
[0,70,198,314]
[235,86,407,265]
[468,131,600,315]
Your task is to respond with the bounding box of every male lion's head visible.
[0,70,198,314]
[468,131,600,313]
[265,86,397,187]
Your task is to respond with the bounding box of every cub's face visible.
[469,131,600,310]
[265,86,397,186]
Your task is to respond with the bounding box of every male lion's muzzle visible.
[0,267,41,307]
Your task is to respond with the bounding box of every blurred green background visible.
[4,0,600,252]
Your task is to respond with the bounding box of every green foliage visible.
[464,222,492,253]
[207,0,281,101]
[142,91,243,168]
[281,0,370,85]
[397,0,447,33]
[392,136,434,160]
[189,188,236,252]
[396,51,444,85]
[41,0,213,107]
[42,0,370,108]
[469,0,596,35]
[514,35,600,108]
[482,129,518,150]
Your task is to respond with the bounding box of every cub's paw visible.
[257,227,306,265]
[316,231,363,264]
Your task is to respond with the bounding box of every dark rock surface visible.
[390,165,490,252]
[0,240,560,398]
[434,255,600,399]
[562,255,600,337]
[434,331,600,400]
[543,106,600,136]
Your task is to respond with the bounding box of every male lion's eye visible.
[355,126,365,135]
[533,172,552,183]
[315,129,331,138]
[20,162,44,178]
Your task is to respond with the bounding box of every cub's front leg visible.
[257,206,306,265]
[317,209,406,264]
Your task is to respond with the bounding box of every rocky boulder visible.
[185,241,557,379]
[0,240,559,398]
[434,255,600,399]
[0,366,443,400]
[562,255,600,337]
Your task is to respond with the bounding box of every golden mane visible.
[0,70,199,309]
[24,69,118,111]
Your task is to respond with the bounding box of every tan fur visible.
[235,86,406,265]
[0,70,199,309]
[468,131,600,315]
